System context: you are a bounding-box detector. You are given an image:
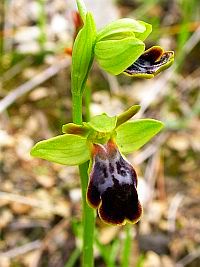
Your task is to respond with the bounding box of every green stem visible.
[72,92,95,267]
[37,0,47,52]
[79,163,95,267]
[121,224,132,267]
[84,85,91,121]
[64,247,81,267]
[72,93,83,124]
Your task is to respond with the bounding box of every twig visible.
[133,133,168,165]
[1,57,34,83]
[156,152,166,201]
[175,247,200,267]
[0,240,42,259]
[0,191,63,215]
[9,219,49,230]
[100,70,121,94]
[167,193,184,233]
[182,26,200,54]
[0,58,70,113]
[30,219,69,267]
[144,150,159,205]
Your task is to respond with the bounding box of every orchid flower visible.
[31,105,163,225]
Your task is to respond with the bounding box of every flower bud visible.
[94,18,152,75]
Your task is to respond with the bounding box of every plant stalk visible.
[121,224,132,267]
[72,92,95,267]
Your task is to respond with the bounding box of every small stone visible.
[0,209,13,229]
[15,134,33,161]
[0,130,14,147]
[35,175,55,188]
[10,202,31,215]
[29,87,49,101]
[143,251,161,267]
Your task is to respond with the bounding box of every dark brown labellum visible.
[87,139,142,225]
[124,46,174,77]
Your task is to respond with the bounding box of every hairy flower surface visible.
[87,139,142,225]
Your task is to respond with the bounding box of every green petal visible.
[62,123,89,136]
[96,18,146,41]
[116,119,164,153]
[31,134,90,165]
[116,105,141,127]
[95,37,145,75]
[87,114,117,132]
[134,21,152,41]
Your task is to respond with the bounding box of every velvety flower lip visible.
[124,46,174,78]
[87,139,142,225]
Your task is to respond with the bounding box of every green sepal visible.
[30,134,90,165]
[116,105,141,127]
[76,0,87,22]
[95,37,145,75]
[62,123,89,136]
[87,113,117,133]
[71,12,96,95]
[116,119,164,153]
[96,18,146,41]
[134,21,152,41]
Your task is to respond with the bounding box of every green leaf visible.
[71,12,96,95]
[87,114,117,132]
[116,119,164,153]
[31,134,90,165]
[95,37,145,75]
[76,0,87,22]
[96,18,146,41]
[116,105,141,127]
[134,21,152,41]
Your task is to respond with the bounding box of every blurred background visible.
[0,0,200,266]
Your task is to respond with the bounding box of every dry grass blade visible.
[0,58,70,113]
[0,240,42,259]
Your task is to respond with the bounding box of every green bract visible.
[76,0,87,22]
[71,12,96,95]
[31,105,164,165]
